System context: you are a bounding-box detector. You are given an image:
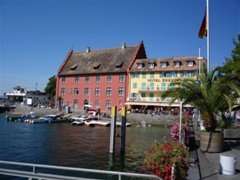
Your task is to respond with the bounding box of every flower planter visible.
[200,131,223,153]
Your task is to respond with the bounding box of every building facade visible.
[126,56,206,111]
[56,42,147,112]
[25,90,49,107]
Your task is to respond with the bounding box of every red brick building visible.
[56,41,146,112]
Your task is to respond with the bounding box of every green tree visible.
[221,34,240,74]
[162,65,240,132]
[44,76,56,101]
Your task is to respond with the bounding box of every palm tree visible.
[162,65,240,132]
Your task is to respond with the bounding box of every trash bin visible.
[220,154,236,175]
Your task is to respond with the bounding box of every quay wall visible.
[5,106,179,126]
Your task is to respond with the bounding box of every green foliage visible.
[44,76,56,100]
[222,34,240,74]
[162,65,240,132]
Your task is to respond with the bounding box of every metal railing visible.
[0,160,162,180]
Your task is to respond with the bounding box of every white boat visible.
[71,119,84,126]
[71,115,87,121]
[84,120,95,127]
[116,121,132,127]
[90,120,110,127]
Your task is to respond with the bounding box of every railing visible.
[0,160,162,180]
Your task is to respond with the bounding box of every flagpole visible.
[207,0,210,73]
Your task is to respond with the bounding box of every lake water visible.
[0,113,170,179]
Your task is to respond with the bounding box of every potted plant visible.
[142,140,189,180]
[162,64,240,152]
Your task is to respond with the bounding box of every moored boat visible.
[116,121,132,127]
[71,119,84,126]
[90,120,110,127]
[84,120,95,127]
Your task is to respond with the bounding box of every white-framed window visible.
[187,61,194,67]
[137,63,143,69]
[95,87,100,96]
[174,61,181,67]
[96,75,100,83]
[118,87,124,96]
[75,76,79,83]
[107,75,112,82]
[106,87,112,96]
[149,63,155,69]
[119,74,125,82]
[106,100,111,109]
[62,77,66,84]
[74,88,79,96]
[61,88,65,96]
[85,75,89,83]
[95,100,100,107]
[161,62,168,68]
[84,88,89,95]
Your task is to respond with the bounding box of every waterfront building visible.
[6,86,26,104]
[5,86,49,106]
[126,56,206,112]
[25,90,49,107]
[56,42,147,112]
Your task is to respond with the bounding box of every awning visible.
[125,101,192,107]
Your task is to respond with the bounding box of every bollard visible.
[109,106,117,154]
[120,106,127,154]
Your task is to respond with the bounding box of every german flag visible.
[198,10,207,38]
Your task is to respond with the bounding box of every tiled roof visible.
[130,56,207,72]
[58,45,140,75]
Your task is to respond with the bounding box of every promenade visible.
[188,130,240,180]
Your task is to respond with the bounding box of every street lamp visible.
[179,88,183,144]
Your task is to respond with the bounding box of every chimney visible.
[86,47,91,53]
[121,42,126,49]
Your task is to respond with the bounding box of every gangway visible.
[0,160,162,180]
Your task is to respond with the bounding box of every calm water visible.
[0,113,170,179]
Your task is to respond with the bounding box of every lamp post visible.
[179,90,183,144]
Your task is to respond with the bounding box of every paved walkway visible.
[188,134,240,180]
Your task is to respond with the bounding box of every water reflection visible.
[0,114,170,178]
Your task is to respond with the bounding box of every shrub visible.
[142,140,189,180]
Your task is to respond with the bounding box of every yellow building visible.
[126,56,206,111]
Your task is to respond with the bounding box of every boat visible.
[71,115,88,121]
[16,115,39,122]
[6,114,22,121]
[71,119,84,126]
[116,121,132,127]
[90,120,110,127]
[28,117,52,124]
[45,113,64,123]
[84,120,95,127]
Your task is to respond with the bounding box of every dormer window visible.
[174,61,181,67]
[93,63,101,69]
[161,62,168,68]
[148,62,156,69]
[187,61,194,67]
[116,61,124,68]
[70,64,78,70]
[137,63,144,69]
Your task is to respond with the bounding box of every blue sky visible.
[0,0,239,95]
